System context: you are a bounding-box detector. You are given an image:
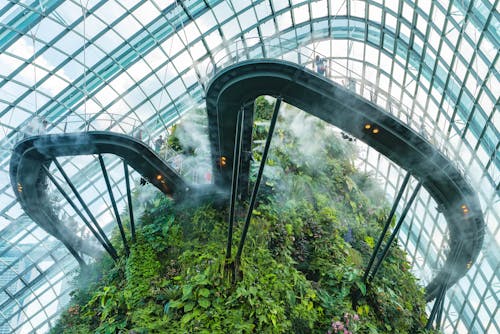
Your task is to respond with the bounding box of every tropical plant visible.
[51,98,437,334]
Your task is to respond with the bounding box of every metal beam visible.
[38,167,87,267]
[363,172,411,282]
[227,108,244,260]
[426,279,447,329]
[123,160,135,242]
[98,154,129,256]
[57,237,86,267]
[426,241,463,329]
[368,181,422,281]
[42,164,118,261]
[435,288,446,329]
[53,159,117,259]
[0,0,66,54]
[238,102,255,201]
[123,160,136,243]
[235,97,281,263]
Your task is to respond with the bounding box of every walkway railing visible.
[202,37,457,167]
[12,113,212,185]
[14,113,153,144]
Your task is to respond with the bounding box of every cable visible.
[80,0,90,119]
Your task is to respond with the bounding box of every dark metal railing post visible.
[226,108,244,260]
[42,164,119,261]
[235,97,281,263]
[123,161,136,242]
[98,154,129,256]
[53,159,117,259]
[363,172,411,282]
[368,181,422,281]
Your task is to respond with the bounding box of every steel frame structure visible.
[0,1,497,332]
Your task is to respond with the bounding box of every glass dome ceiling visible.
[0,0,497,333]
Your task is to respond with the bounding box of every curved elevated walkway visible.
[10,61,485,303]
[205,60,484,301]
[10,131,189,261]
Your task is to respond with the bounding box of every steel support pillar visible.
[226,108,244,260]
[123,161,136,242]
[98,154,129,256]
[42,164,118,261]
[235,97,281,263]
[425,242,462,330]
[435,289,445,329]
[51,159,119,260]
[37,163,87,267]
[368,181,422,281]
[60,237,86,267]
[363,172,411,282]
[238,102,255,201]
[426,281,447,329]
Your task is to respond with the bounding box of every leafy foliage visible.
[52,98,437,334]
[166,124,182,152]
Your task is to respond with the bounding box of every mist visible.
[159,107,212,185]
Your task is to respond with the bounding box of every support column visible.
[235,97,281,264]
[426,280,447,329]
[226,108,244,261]
[435,288,446,329]
[42,164,118,260]
[238,102,255,201]
[61,238,86,268]
[123,161,135,243]
[51,160,118,260]
[363,172,411,282]
[98,154,129,256]
[368,181,422,281]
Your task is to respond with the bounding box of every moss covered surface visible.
[52,99,435,334]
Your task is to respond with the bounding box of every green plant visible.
[52,100,435,334]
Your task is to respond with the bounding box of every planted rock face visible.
[52,99,434,334]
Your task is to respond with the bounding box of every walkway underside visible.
[205,60,484,301]
[10,132,189,260]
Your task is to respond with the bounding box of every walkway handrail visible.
[13,112,153,144]
[10,132,191,260]
[202,37,458,165]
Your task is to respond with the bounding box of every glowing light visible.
[220,156,227,167]
[364,124,371,129]
[461,204,469,214]
[372,128,379,134]
[156,174,163,180]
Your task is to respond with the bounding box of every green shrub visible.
[52,101,435,334]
